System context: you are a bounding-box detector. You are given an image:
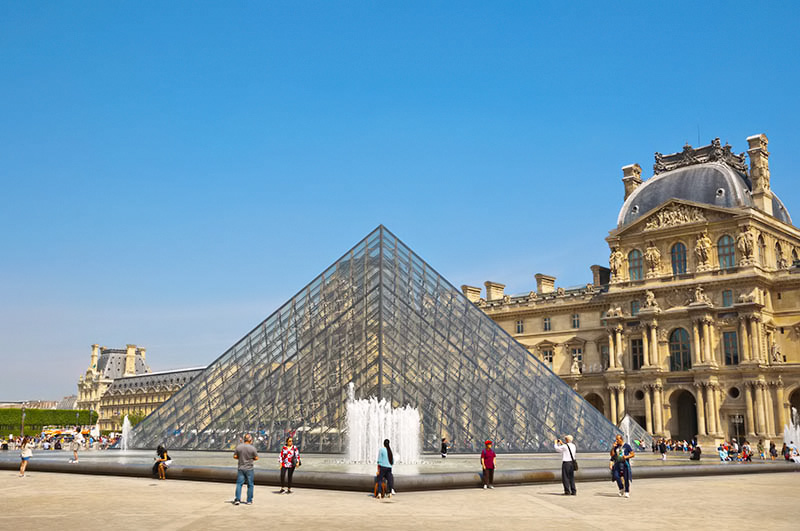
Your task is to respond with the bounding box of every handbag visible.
[291,449,301,468]
[567,443,578,471]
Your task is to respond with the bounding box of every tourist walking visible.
[769,442,778,460]
[481,440,496,489]
[19,436,32,477]
[374,439,394,499]
[279,436,300,494]
[153,444,171,480]
[609,434,635,498]
[69,427,84,463]
[233,433,259,505]
[658,439,667,461]
[554,435,577,495]
[441,437,448,458]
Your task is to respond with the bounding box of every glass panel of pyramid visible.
[132,226,620,452]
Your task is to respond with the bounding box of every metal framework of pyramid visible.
[132,226,620,452]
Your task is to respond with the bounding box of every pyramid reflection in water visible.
[132,226,620,452]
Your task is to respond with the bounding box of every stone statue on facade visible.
[737,227,755,264]
[694,231,712,270]
[644,242,661,276]
[609,247,624,281]
[692,285,712,305]
[606,306,623,318]
[644,290,659,309]
[570,355,581,375]
[737,287,760,304]
[771,343,783,363]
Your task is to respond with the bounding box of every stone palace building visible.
[465,134,800,447]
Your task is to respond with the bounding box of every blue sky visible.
[2,1,799,399]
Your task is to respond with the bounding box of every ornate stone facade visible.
[467,134,800,447]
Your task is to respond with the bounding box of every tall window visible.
[671,242,687,275]
[631,338,644,370]
[543,317,551,331]
[571,314,580,329]
[600,345,609,370]
[541,349,553,366]
[722,289,733,307]
[793,248,799,265]
[723,331,739,365]
[718,235,736,269]
[515,320,524,334]
[775,242,784,268]
[628,249,643,280]
[669,328,692,371]
[758,236,767,265]
[631,300,640,316]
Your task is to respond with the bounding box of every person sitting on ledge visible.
[689,445,701,461]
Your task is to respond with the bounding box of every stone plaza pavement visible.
[2,471,798,530]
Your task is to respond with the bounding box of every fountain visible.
[120,415,132,451]
[784,407,800,446]
[618,414,652,451]
[345,383,420,464]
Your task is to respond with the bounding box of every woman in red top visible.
[480,440,496,489]
[279,436,301,494]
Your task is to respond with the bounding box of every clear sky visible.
[2,1,799,400]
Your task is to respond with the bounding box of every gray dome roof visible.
[617,161,792,227]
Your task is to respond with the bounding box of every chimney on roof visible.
[621,164,643,200]
[461,285,482,303]
[484,281,505,301]
[535,274,556,294]
[590,265,611,286]
[747,133,773,216]
[124,344,137,376]
[90,344,99,371]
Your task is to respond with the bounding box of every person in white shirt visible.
[554,435,577,495]
[70,427,84,463]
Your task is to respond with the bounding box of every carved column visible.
[764,383,775,436]
[776,381,786,430]
[702,319,712,364]
[754,317,763,362]
[695,383,707,436]
[608,330,616,369]
[714,386,722,437]
[650,322,659,367]
[754,382,767,435]
[653,384,664,435]
[615,327,624,369]
[744,383,756,436]
[642,324,650,367]
[739,317,751,361]
[644,386,653,433]
[692,321,702,366]
[617,385,626,421]
[705,384,717,435]
[749,318,760,363]
[609,387,618,424]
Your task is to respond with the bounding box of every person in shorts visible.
[70,427,84,463]
[19,436,32,477]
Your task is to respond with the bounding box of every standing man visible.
[233,433,259,506]
[480,440,496,489]
[70,427,84,463]
[440,437,448,459]
[554,435,577,495]
[658,438,667,461]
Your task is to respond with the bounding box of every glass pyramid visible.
[132,226,620,452]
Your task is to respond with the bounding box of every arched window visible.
[793,248,799,265]
[775,242,784,269]
[628,249,643,280]
[758,236,766,265]
[718,235,736,269]
[669,328,692,371]
[671,242,687,275]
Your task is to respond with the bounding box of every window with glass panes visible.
[723,331,739,365]
[722,290,733,307]
[775,242,784,268]
[669,328,692,371]
[631,300,640,316]
[630,338,644,370]
[718,235,736,269]
[600,345,609,369]
[515,320,524,334]
[541,349,553,365]
[671,242,687,275]
[628,249,643,280]
[543,317,551,331]
[570,347,583,372]
[571,314,580,328]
